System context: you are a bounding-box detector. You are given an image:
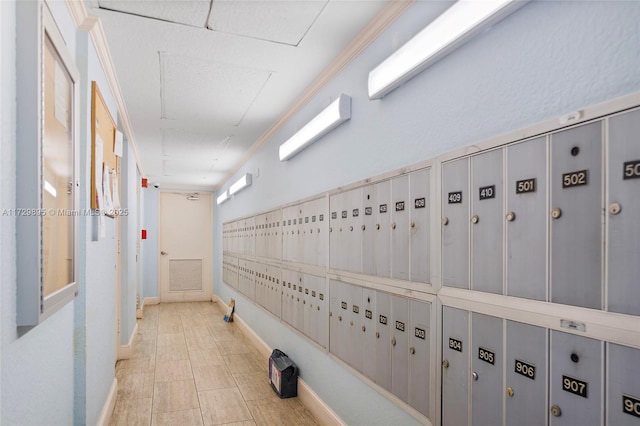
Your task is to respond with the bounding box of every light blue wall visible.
[216,2,640,425]
[121,140,139,345]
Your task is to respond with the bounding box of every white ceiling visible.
[85,0,390,188]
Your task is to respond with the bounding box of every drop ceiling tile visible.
[160,53,272,126]
[207,0,328,46]
[161,128,231,158]
[98,0,211,27]
[163,158,216,175]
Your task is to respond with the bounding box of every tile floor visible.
[110,301,319,426]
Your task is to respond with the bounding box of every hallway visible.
[110,302,318,426]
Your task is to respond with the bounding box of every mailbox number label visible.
[624,160,640,180]
[341,211,348,219]
[311,291,316,297]
[562,375,588,398]
[319,294,324,300]
[395,321,405,332]
[319,214,324,221]
[365,207,372,215]
[514,359,536,380]
[312,216,316,222]
[305,217,309,223]
[331,212,337,219]
[623,394,640,418]
[415,327,426,340]
[448,191,462,204]
[352,209,359,217]
[479,185,496,200]
[352,305,359,314]
[379,315,388,325]
[395,201,405,211]
[288,220,292,225]
[365,309,372,319]
[449,338,463,352]
[516,178,537,194]
[341,301,347,310]
[562,170,589,188]
[478,347,495,365]
[379,204,388,213]
[415,197,426,209]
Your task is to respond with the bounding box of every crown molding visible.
[219,0,414,187]
[64,0,144,175]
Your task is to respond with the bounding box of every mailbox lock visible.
[506,387,514,397]
[409,347,415,355]
[339,227,342,232]
[506,211,516,222]
[570,353,580,363]
[391,222,396,229]
[349,226,353,232]
[550,405,562,417]
[391,337,396,346]
[338,315,342,321]
[376,224,380,230]
[329,312,333,317]
[350,320,353,326]
[442,360,449,368]
[329,227,333,232]
[376,332,380,339]
[317,228,320,233]
[361,225,366,231]
[411,221,415,228]
[471,214,479,224]
[362,325,366,332]
[609,202,622,215]
[442,217,449,226]
[551,208,562,219]
[472,372,479,381]
[317,306,320,311]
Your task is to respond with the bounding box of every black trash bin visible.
[269,349,298,398]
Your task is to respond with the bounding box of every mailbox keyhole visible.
[570,353,580,363]
[571,146,580,156]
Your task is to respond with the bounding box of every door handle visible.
[161,251,168,255]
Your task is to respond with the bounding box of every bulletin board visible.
[90,81,119,215]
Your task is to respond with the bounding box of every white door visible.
[159,192,213,302]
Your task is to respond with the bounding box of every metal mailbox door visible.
[391,295,409,402]
[471,313,503,426]
[607,109,640,316]
[375,180,391,278]
[409,299,430,417]
[296,207,304,265]
[329,194,341,270]
[506,137,547,301]
[442,306,469,426]
[550,121,603,309]
[347,188,363,274]
[471,149,504,294]
[281,269,290,326]
[442,158,470,289]
[361,287,377,381]
[329,279,341,356]
[607,343,640,426]
[375,291,392,391]
[347,284,364,372]
[337,281,352,363]
[550,331,603,426]
[295,274,304,332]
[316,277,328,348]
[362,184,377,276]
[303,274,313,339]
[391,175,410,281]
[410,169,430,284]
[506,321,547,426]
[315,198,327,268]
[302,202,314,265]
[273,268,282,318]
[305,274,318,343]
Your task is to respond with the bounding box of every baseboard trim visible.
[97,377,117,426]
[220,296,343,426]
[143,296,159,308]
[117,322,138,360]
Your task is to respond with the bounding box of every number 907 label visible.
[562,375,588,398]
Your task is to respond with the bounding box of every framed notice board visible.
[90,81,119,214]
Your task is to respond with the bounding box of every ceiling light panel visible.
[208,0,328,46]
[98,0,211,27]
[160,53,272,125]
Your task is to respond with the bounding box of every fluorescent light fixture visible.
[229,173,252,196]
[279,94,351,161]
[368,0,526,99]
[44,180,57,197]
[216,190,228,205]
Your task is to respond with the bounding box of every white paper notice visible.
[54,61,70,129]
[114,130,123,157]
[112,172,121,210]
[94,135,104,208]
[103,166,114,213]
